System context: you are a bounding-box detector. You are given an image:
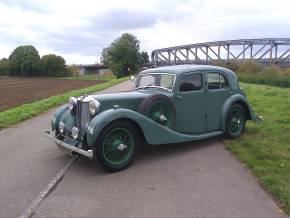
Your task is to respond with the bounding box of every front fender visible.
[51,106,68,130]
[86,108,222,147]
[86,108,156,147]
[221,94,257,131]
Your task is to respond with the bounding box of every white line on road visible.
[19,155,79,218]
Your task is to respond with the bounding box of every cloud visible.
[93,9,158,31]
[0,0,50,13]
[0,0,290,64]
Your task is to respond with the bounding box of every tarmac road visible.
[0,80,286,218]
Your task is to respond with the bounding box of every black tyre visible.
[138,94,176,129]
[95,120,139,172]
[224,104,246,139]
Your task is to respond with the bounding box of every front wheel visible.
[224,104,246,139]
[95,121,138,172]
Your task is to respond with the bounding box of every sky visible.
[0,0,289,64]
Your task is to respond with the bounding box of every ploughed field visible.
[0,76,105,111]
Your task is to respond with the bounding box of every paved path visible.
[0,80,286,218]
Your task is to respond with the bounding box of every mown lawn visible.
[223,82,290,214]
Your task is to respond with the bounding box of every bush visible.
[213,59,240,72]
[41,54,68,77]
[0,58,9,76]
[238,69,290,88]
[8,45,41,76]
[227,60,240,72]
[214,59,290,88]
[238,60,263,74]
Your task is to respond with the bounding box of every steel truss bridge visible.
[151,38,290,67]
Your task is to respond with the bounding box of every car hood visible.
[91,90,158,112]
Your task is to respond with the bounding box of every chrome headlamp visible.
[89,99,100,116]
[68,97,77,110]
[58,121,65,133]
[52,114,56,124]
[71,127,79,139]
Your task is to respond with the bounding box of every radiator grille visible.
[76,102,90,134]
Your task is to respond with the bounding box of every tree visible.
[8,45,41,76]
[0,58,9,76]
[139,51,149,65]
[101,33,149,78]
[41,54,68,77]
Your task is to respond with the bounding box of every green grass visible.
[63,74,115,81]
[223,82,290,214]
[0,77,128,129]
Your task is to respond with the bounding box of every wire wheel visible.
[147,101,172,127]
[102,128,134,165]
[95,121,138,172]
[138,94,176,129]
[225,104,246,138]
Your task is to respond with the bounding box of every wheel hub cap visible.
[147,101,171,127]
[159,114,167,122]
[117,143,127,151]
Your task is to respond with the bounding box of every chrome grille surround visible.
[76,101,91,136]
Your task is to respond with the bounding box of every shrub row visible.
[215,60,290,87]
[0,45,69,77]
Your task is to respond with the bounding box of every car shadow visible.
[71,136,223,175]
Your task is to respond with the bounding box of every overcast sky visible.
[0,0,289,64]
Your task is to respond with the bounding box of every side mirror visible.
[130,75,135,81]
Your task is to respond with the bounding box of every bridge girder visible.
[151,38,290,67]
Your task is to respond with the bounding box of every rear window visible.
[208,73,228,89]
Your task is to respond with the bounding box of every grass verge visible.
[0,77,128,129]
[223,82,290,214]
[63,74,115,81]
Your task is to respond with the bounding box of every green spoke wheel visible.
[224,104,246,139]
[138,94,176,129]
[102,128,134,164]
[95,121,138,172]
[147,100,172,127]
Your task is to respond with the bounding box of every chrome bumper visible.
[45,130,93,159]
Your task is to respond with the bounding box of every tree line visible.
[0,45,68,77]
[0,33,149,78]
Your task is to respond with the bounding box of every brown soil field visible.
[0,76,105,112]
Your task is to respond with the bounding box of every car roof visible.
[139,64,239,90]
[141,64,235,76]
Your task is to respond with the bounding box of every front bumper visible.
[45,130,93,159]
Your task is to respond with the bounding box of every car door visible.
[206,71,231,131]
[174,71,206,133]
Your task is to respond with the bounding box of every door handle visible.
[176,95,183,99]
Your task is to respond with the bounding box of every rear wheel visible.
[224,104,246,139]
[95,121,138,172]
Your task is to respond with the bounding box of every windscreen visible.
[135,73,175,91]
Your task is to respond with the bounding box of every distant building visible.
[71,64,112,75]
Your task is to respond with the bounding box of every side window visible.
[208,73,228,89]
[179,73,202,92]
[220,74,228,88]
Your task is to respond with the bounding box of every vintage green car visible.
[46,65,258,171]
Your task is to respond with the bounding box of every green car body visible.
[47,65,258,171]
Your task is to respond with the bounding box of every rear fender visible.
[221,94,257,131]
